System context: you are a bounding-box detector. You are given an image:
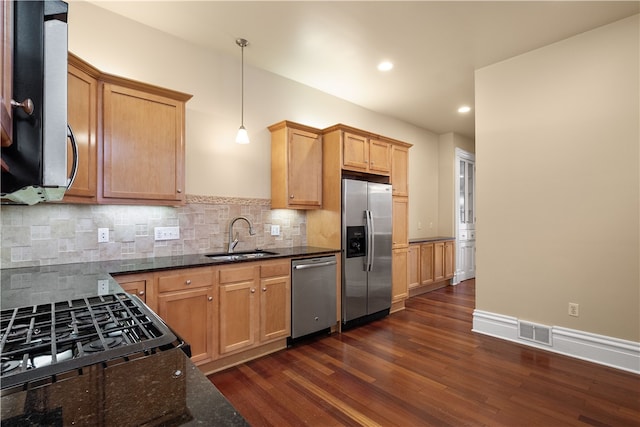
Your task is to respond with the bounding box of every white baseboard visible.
[472,310,640,374]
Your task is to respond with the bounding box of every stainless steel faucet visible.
[227,216,256,253]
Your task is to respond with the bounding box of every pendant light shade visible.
[235,38,249,144]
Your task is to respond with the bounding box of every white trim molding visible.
[473,310,640,374]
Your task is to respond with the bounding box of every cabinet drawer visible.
[261,261,290,278]
[157,268,214,293]
[219,265,256,284]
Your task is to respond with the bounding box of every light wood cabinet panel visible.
[1,0,12,147]
[260,274,291,342]
[269,121,322,209]
[407,244,420,290]
[368,139,391,175]
[218,279,257,355]
[158,287,215,364]
[392,248,408,307]
[391,145,409,197]
[420,243,435,286]
[392,197,408,249]
[342,132,369,172]
[114,272,152,304]
[444,240,455,280]
[101,81,189,205]
[434,241,445,282]
[64,55,98,203]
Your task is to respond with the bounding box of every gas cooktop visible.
[0,293,182,390]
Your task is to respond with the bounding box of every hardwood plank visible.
[209,280,640,426]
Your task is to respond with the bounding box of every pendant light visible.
[235,38,250,144]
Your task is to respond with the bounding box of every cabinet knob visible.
[262,287,267,292]
[138,291,145,296]
[11,98,34,116]
[290,194,294,199]
[208,296,213,301]
[177,189,182,193]
[185,279,192,285]
[251,288,256,293]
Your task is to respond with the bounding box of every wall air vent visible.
[518,320,552,346]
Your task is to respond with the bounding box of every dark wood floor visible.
[208,280,640,426]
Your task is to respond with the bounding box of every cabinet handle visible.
[251,288,255,293]
[185,279,191,285]
[262,287,267,292]
[138,291,145,296]
[11,98,34,116]
[208,296,213,301]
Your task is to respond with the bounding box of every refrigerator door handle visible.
[365,210,375,272]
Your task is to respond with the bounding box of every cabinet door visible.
[288,127,322,208]
[368,139,391,175]
[433,242,445,282]
[392,248,408,304]
[407,244,420,289]
[392,197,408,248]
[102,83,185,203]
[115,273,151,304]
[391,145,408,197]
[65,57,97,202]
[342,132,369,172]
[1,0,12,147]
[259,275,290,342]
[218,280,257,355]
[444,240,455,280]
[157,287,215,364]
[420,243,434,286]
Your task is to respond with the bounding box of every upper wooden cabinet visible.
[1,0,13,147]
[269,121,322,209]
[101,79,190,205]
[342,131,391,176]
[64,54,98,203]
[391,144,409,197]
[63,54,192,205]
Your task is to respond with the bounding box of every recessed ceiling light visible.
[377,61,393,72]
[458,105,471,113]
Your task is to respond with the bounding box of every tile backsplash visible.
[0,195,307,269]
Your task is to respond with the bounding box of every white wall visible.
[67,1,440,238]
[475,15,639,341]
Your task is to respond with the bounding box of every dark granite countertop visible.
[409,236,455,244]
[0,246,339,426]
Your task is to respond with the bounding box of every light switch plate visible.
[154,226,180,241]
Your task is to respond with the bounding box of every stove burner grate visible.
[0,293,178,390]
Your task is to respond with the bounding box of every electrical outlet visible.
[270,225,280,236]
[97,279,109,295]
[98,228,109,243]
[154,226,180,241]
[568,302,579,317]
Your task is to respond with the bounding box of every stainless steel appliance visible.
[1,0,78,205]
[0,293,192,425]
[342,178,393,328]
[291,255,337,340]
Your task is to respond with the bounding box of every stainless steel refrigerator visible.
[342,178,393,327]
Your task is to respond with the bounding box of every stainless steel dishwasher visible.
[291,255,337,340]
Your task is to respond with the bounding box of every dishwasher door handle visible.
[293,260,337,270]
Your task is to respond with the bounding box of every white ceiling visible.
[87,1,639,139]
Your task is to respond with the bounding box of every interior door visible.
[455,149,476,282]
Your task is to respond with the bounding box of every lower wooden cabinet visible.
[155,267,216,365]
[391,248,408,312]
[409,239,455,297]
[115,259,293,372]
[218,260,291,356]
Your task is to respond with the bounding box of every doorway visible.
[455,148,475,283]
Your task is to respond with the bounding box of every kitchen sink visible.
[205,250,278,262]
